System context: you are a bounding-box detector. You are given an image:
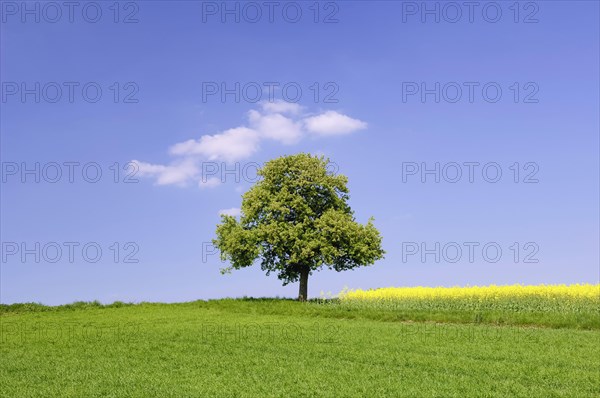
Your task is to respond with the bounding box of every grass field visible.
[1,289,599,397]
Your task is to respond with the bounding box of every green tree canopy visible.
[213,153,384,300]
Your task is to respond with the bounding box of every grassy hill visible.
[1,298,599,397]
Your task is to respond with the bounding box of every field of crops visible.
[1,285,599,397]
[333,284,600,329]
[337,283,598,312]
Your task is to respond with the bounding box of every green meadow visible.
[1,299,599,397]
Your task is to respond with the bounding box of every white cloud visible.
[260,100,303,115]
[133,160,167,176]
[168,139,197,156]
[133,104,368,188]
[303,111,367,136]
[133,159,198,186]
[169,127,260,162]
[248,110,303,145]
[218,207,241,217]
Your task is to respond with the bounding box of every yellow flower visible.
[339,284,600,302]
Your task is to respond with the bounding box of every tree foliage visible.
[213,153,384,299]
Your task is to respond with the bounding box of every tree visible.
[213,153,384,301]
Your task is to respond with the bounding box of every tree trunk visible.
[298,266,309,301]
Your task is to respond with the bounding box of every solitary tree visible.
[213,153,384,301]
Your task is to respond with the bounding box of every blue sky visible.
[1,1,598,305]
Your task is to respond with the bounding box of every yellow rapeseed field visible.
[336,284,600,317]
[339,284,599,301]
